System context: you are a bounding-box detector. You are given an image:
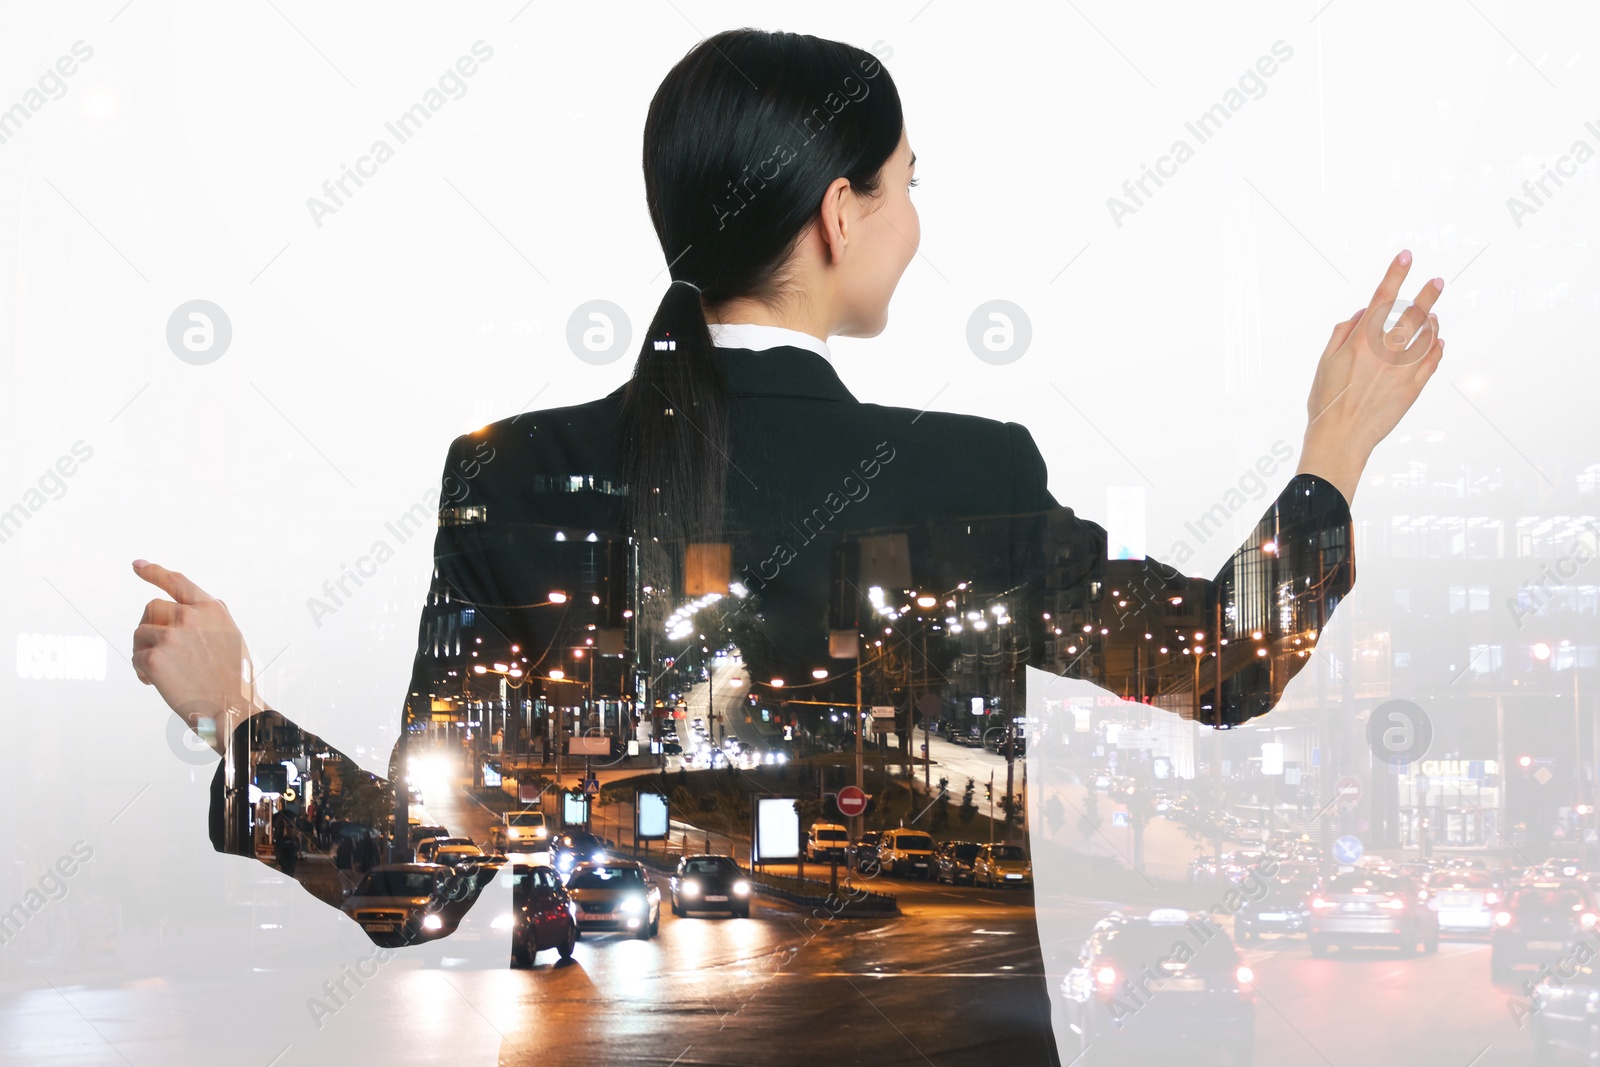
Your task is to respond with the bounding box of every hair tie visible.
[671,278,701,295]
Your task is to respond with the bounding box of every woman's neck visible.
[707,298,831,345]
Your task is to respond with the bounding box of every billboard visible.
[637,791,669,840]
[753,797,800,862]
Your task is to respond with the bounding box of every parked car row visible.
[834,826,1032,886]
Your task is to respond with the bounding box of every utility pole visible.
[854,650,865,841]
[1004,621,1017,842]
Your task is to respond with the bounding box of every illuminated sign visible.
[1416,759,1496,778]
[14,633,107,681]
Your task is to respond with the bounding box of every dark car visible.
[1060,908,1255,1065]
[565,860,661,939]
[1234,864,1320,944]
[1308,870,1440,957]
[1491,880,1599,984]
[552,831,609,878]
[849,831,884,874]
[339,864,451,947]
[669,854,752,918]
[1528,957,1600,1061]
[511,863,579,965]
[935,842,982,885]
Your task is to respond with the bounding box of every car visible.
[552,831,609,877]
[1060,908,1255,1065]
[409,823,450,850]
[565,860,661,938]
[848,831,883,874]
[1234,863,1321,944]
[416,836,475,864]
[433,843,487,869]
[935,841,982,885]
[1424,867,1501,938]
[1528,955,1600,1061]
[1307,870,1440,957]
[661,739,683,756]
[876,829,937,880]
[406,783,424,806]
[1490,880,1599,984]
[340,864,452,947]
[503,810,552,848]
[1530,858,1587,881]
[510,863,579,966]
[974,843,1032,887]
[669,854,753,917]
[806,823,850,863]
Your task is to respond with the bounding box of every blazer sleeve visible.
[1006,422,1355,726]
[206,433,504,933]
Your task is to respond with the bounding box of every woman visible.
[130,27,1441,929]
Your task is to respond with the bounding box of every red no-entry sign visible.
[836,786,868,818]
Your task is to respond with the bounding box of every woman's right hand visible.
[1296,249,1446,504]
[132,560,264,755]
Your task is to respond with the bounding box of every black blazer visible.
[417,343,1351,710]
[211,344,1353,858]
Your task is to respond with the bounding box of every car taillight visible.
[1485,891,1499,905]
[1581,912,1597,930]
[1236,965,1254,984]
[1494,911,1512,927]
[1311,897,1334,909]
[1095,966,1116,987]
[1379,898,1406,911]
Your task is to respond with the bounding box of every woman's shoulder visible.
[854,401,1045,462]
[443,394,624,463]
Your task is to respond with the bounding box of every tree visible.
[1077,790,1102,878]
[959,777,978,826]
[333,757,390,828]
[1044,793,1066,837]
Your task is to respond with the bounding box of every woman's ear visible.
[816,176,855,265]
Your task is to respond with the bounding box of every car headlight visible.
[422,913,443,931]
[592,851,606,863]
[508,828,520,839]
[491,913,514,930]
[733,880,750,896]
[534,827,548,839]
[620,896,645,915]
[683,879,700,897]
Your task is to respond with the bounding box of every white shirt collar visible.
[707,322,832,361]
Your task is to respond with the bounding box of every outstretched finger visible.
[1366,249,1414,317]
[1387,277,1445,347]
[132,559,209,606]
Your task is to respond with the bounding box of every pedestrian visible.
[335,834,352,872]
[274,826,298,878]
